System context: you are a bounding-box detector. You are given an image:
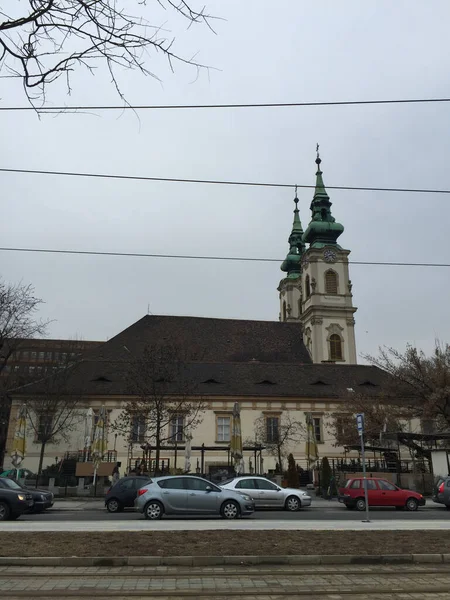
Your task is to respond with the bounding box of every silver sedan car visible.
[135,475,255,520]
[220,476,312,511]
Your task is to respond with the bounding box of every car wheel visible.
[405,498,418,512]
[0,502,10,521]
[144,501,163,520]
[355,498,366,511]
[106,499,122,514]
[285,495,301,512]
[221,500,240,519]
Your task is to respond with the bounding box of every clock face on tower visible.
[323,249,337,263]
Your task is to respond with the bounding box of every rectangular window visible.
[45,351,53,360]
[29,365,35,374]
[131,414,146,443]
[38,351,45,360]
[313,417,322,442]
[30,352,37,360]
[216,416,231,442]
[266,416,279,443]
[53,352,59,361]
[170,415,184,442]
[37,415,53,442]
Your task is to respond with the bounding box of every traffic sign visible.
[356,413,364,435]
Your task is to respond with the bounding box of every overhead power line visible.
[1,97,450,112]
[1,246,449,268]
[1,167,450,195]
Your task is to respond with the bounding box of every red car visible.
[338,477,426,511]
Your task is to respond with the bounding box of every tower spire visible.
[302,149,344,248]
[280,189,305,278]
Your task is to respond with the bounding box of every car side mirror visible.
[205,485,212,492]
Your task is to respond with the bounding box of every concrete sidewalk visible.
[3,518,450,532]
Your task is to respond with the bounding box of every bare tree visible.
[327,393,407,449]
[0,278,48,468]
[112,344,204,473]
[364,342,450,430]
[0,1,216,105]
[253,413,304,473]
[22,351,85,482]
[0,279,48,377]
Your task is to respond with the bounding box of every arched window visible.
[329,334,343,360]
[325,270,338,294]
[305,275,310,298]
[282,301,287,321]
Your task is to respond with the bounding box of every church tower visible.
[278,192,305,323]
[300,152,357,364]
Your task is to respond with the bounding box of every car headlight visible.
[17,494,26,501]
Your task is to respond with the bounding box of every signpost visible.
[356,413,370,523]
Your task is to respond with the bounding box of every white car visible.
[220,476,311,511]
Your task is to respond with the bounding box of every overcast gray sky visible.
[1,0,449,359]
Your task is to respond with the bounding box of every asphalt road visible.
[19,505,450,521]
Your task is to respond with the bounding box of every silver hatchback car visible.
[135,475,255,520]
[220,476,312,511]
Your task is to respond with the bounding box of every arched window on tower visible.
[325,270,338,294]
[282,301,287,321]
[329,334,343,361]
[305,275,311,298]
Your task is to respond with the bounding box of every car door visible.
[377,479,400,507]
[186,477,220,514]
[365,479,382,506]
[234,479,259,505]
[116,478,136,506]
[255,478,284,507]
[158,477,189,514]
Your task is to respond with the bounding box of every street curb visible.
[1,553,450,567]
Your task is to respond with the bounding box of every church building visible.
[4,154,388,479]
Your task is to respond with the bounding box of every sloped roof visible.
[14,315,390,400]
[17,359,388,399]
[84,315,313,364]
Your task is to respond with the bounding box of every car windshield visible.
[1,478,22,490]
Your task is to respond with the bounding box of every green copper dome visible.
[302,155,344,249]
[281,196,305,278]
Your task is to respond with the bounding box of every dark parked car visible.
[0,486,34,520]
[433,475,450,509]
[0,478,54,513]
[105,476,152,513]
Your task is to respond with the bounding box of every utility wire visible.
[1,167,450,195]
[1,246,448,268]
[1,97,450,112]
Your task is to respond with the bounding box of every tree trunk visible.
[36,441,46,488]
[155,421,161,475]
[277,445,283,474]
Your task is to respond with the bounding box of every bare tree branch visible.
[0,1,218,107]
